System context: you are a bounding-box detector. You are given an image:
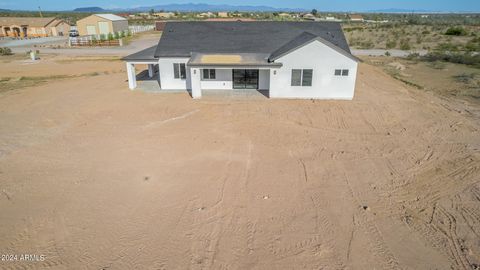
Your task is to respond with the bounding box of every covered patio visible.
[122,46,160,90]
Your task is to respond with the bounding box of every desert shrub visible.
[421,30,431,35]
[422,52,480,68]
[386,40,397,49]
[400,39,411,50]
[385,51,391,56]
[445,26,467,36]
[358,40,374,49]
[465,37,480,52]
[452,73,475,83]
[427,61,446,69]
[436,42,460,51]
[406,53,420,60]
[0,47,12,56]
[415,35,422,44]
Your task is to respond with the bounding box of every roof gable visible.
[269,31,359,62]
[154,21,352,59]
[94,14,127,21]
[0,17,56,27]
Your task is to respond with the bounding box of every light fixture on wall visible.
[273,70,277,75]
[194,70,196,74]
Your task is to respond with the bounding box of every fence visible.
[69,37,121,47]
[129,25,155,34]
[68,25,154,47]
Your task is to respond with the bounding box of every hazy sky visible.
[1,0,479,12]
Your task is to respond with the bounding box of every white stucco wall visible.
[258,69,270,90]
[112,20,129,33]
[158,58,190,90]
[269,40,358,99]
[200,69,233,90]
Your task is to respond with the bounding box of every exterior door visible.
[233,69,258,89]
[86,25,96,35]
[98,22,109,35]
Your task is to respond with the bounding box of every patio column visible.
[126,62,136,90]
[148,64,154,78]
[190,67,201,99]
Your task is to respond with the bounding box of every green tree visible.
[311,9,318,16]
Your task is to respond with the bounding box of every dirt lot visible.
[0,56,479,269]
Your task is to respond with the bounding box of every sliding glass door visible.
[233,69,259,89]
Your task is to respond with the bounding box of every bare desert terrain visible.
[0,55,479,269]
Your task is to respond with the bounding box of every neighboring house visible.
[122,21,359,99]
[349,14,364,22]
[204,18,256,22]
[76,14,128,36]
[197,12,215,18]
[0,17,70,37]
[218,12,229,18]
[302,13,316,21]
[278,13,291,18]
[154,12,175,19]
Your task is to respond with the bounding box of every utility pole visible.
[38,6,43,17]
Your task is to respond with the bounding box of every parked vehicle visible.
[69,30,79,37]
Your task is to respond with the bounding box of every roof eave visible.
[269,37,360,63]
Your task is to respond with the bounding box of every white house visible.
[123,21,359,99]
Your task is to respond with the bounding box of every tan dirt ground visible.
[0,57,479,269]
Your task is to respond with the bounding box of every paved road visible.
[5,36,426,58]
[9,36,159,57]
[0,36,68,47]
[352,49,428,57]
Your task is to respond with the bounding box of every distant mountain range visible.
[73,3,306,12]
[73,7,107,12]
[367,8,431,13]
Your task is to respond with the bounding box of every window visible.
[202,69,216,79]
[291,69,302,86]
[173,63,186,79]
[302,69,313,86]
[335,69,349,76]
[291,69,313,86]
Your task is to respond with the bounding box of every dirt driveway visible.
[0,59,479,269]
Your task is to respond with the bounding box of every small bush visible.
[114,32,120,40]
[465,37,480,52]
[385,51,391,56]
[400,39,411,50]
[422,52,480,68]
[386,40,397,49]
[107,33,114,40]
[445,27,467,36]
[427,61,446,70]
[99,34,106,41]
[0,47,13,56]
[436,42,460,52]
[452,73,475,84]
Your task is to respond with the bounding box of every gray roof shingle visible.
[154,21,352,59]
[122,45,157,61]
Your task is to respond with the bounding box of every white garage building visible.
[76,14,128,36]
[123,21,359,99]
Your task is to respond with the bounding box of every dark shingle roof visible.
[154,21,352,59]
[122,45,157,61]
[268,31,359,62]
[268,31,318,61]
